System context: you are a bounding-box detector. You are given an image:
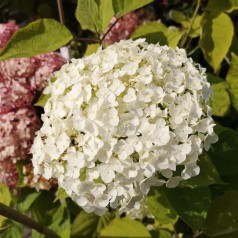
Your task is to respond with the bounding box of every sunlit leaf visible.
[84,43,100,56]
[100,217,151,237]
[147,187,178,224]
[0,19,72,61]
[199,13,234,71]
[0,184,11,226]
[207,73,231,117]
[112,0,153,18]
[71,211,99,238]
[76,0,114,34]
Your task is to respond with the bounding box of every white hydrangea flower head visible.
[31,39,218,215]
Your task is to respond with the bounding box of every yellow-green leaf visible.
[76,0,114,34]
[100,217,151,237]
[71,211,99,238]
[147,187,178,224]
[112,0,153,18]
[199,13,234,72]
[0,19,72,61]
[207,73,231,117]
[34,93,50,108]
[226,53,238,112]
[0,184,11,226]
[132,21,183,48]
[84,43,100,56]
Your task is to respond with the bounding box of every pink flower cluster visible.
[0,22,66,188]
[103,8,155,45]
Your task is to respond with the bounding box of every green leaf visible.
[96,212,114,234]
[169,10,202,38]
[204,190,238,237]
[99,0,114,33]
[226,53,238,112]
[34,93,49,107]
[165,187,211,232]
[131,22,183,48]
[199,13,234,72]
[150,229,173,238]
[208,125,238,176]
[0,221,23,238]
[147,187,178,224]
[32,191,62,225]
[100,217,151,237]
[206,0,238,16]
[180,153,223,188]
[0,184,11,226]
[84,43,100,56]
[76,0,114,34]
[17,189,42,212]
[207,74,231,117]
[32,198,70,238]
[0,19,72,61]
[112,0,153,18]
[71,211,100,238]
[54,187,68,203]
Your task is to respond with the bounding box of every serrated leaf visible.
[165,187,211,232]
[76,0,114,34]
[0,184,11,226]
[208,125,238,176]
[199,13,234,72]
[71,211,99,238]
[100,217,151,237]
[84,43,100,56]
[0,19,72,61]
[112,0,153,18]
[204,190,238,237]
[180,153,223,188]
[207,73,231,117]
[131,21,183,48]
[147,187,178,224]
[226,53,238,112]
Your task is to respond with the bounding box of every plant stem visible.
[0,202,60,238]
[100,17,120,43]
[57,0,65,25]
[179,0,201,48]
